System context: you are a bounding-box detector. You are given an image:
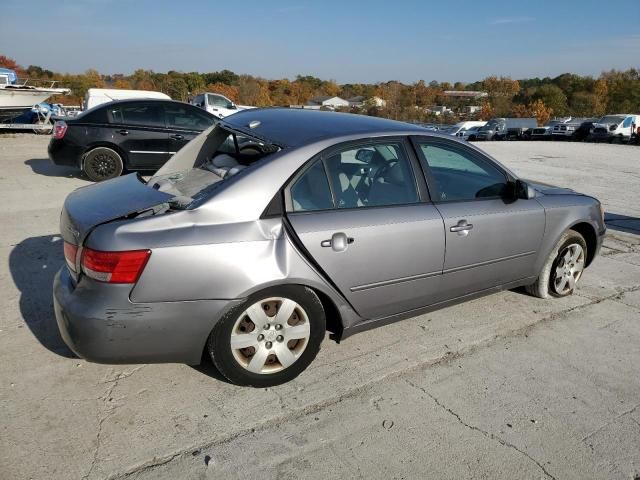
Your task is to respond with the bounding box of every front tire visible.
[526,230,587,299]
[208,286,326,387]
[83,147,124,182]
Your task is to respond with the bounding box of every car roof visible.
[221,108,432,147]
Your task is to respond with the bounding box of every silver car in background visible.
[53,109,606,386]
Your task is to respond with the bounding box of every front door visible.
[412,137,545,299]
[108,102,170,169]
[164,103,216,157]
[286,139,445,319]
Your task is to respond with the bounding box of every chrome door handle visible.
[321,232,354,251]
[170,134,184,140]
[450,220,473,234]
[117,129,129,135]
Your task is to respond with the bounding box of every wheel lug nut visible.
[257,334,264,341]
[277,335,284,342]
[264,324,270,329]
[265,341,272,349]
[275,324,282,330]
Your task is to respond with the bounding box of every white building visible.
[307,96,350,109]
[348,96,387,108]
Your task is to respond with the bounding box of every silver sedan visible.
[53,109,606,386]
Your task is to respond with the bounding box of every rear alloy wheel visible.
[526,230,587,298]
[208,286,325,387]
[83,147,124,182]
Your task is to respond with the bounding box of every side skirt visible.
[336,276,537,341]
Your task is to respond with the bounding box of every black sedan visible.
[48,99,218,181]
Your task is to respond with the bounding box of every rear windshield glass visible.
[147,125,279,209]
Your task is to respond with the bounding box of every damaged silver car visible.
[53,109,606,386]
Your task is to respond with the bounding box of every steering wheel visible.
[372,159,398,183]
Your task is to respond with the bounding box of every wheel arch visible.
[82,142,130,170]
[568,221,598,267]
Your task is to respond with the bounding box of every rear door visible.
[164,103,216,155]
[107,102,170,169]
[412,136,545,299]
[286,138,445,320]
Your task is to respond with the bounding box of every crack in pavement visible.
[84,367,146,479]
[580,403,640,444]
[405,379,557,480]
[106,287,628,479]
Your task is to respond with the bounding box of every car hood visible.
[60,173,173,245]
[524,179,577,195]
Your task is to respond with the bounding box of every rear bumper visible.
[48,139,84,167]
[53,267,242,364]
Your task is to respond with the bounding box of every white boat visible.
[0,68,70,122]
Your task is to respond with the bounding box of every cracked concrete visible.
[1,136,640,479]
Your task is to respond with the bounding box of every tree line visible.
[1,55,638,125]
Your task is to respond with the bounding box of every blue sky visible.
[1,0,638,83]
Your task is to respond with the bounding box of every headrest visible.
[212,154,238,168]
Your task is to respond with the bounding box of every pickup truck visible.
[475,117,537,140]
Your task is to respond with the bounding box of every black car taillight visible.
[53,121,67,139]
[81,248,151,283]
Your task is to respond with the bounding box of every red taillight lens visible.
[63,241,79,273]
[53,121,67,139]
[81,248,151,283]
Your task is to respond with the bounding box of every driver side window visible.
[418,142,508,202]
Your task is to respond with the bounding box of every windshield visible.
[597,115,625,124]
[148,125,278,209]
[480,120,500,131]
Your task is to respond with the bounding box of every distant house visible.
[307,96,350,109]
[428,105,454,116]
[461,105,482,114]
[348,96,387,108]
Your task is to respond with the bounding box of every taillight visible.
[53,121,67,139]
[81,248,151,283]
[63,241,79,273]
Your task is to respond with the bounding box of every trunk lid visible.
[60,173,173,246]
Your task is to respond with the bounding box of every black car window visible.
[323,142,418,209]
[109,103,164,126]
[418,142,508,202]
[165,104,214,131]
[290,160,334,212]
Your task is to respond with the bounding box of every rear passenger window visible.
[324,142,418,209]
[290,161,334,212]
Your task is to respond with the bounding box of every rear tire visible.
[526,230,587,299]
[83,147,124,182]
[208,285,326,387]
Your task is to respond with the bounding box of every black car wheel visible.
[83,147,124,182]
[208,285,326,387]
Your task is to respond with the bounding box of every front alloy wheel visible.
[208,286,326,387]
[552,243,585,295]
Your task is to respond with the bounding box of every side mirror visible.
[515,179,535,200]
[609,124,616,131]
[229,103,237,110]
[355,149,374,163]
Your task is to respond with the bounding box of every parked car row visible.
[444,114,640,144]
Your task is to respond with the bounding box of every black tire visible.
[208,285,326,387]
[526,230,587,299]
[83,147,124,182]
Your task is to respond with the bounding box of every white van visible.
[190,93,254,118]
[590,114,640,142]
[84,88,171,110]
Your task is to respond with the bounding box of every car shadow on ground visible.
[9,234,76,358]
[24,158,86,180]
[605,213,640,235]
